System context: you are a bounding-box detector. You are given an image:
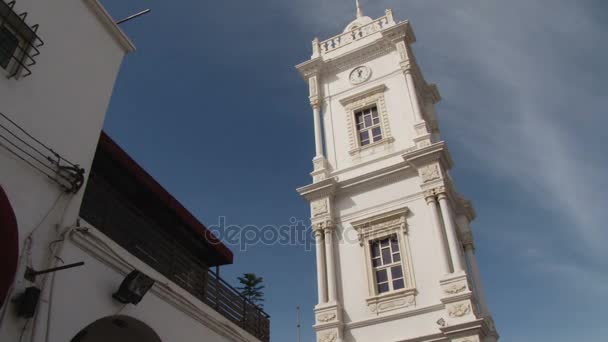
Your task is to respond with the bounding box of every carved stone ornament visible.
[444,284,467,295]
[314,219,334,232]
[461,231,474,248]
[318,331,337,342]
[368,295,415,313]
[419,164,440,183]
[316,312,336,323]
[448,303,471,318]
[312,199,328,217]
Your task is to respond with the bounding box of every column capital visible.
[313,219,334,232]
[424,190,436,203]
[310,97,321,109]
[435,186,448,199]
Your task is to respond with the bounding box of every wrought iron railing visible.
[0,0,44,78]
[80,174,270,341]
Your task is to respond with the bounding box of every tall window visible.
[370,235,405,294]
[355,105,382,146]
[0,26,19,69]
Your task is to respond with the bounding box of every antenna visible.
[116,9,151,25]
[296,306,301,342]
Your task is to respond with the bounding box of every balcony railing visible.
[316,13,394,56]
[80,174,270,341]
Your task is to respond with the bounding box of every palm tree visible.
[237,273,264,307]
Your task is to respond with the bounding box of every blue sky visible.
[100,1,607,341]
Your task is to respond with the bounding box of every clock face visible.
[349,66,371,84]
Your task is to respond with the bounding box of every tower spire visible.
[356,0,363,18]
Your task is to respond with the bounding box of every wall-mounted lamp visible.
[112,270,154,305]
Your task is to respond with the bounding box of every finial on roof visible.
[356,0,364,18]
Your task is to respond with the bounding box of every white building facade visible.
[297,5,499,342]
[0,1,268,342]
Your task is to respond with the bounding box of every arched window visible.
[0,186,18,308]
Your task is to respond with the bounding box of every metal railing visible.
[80,175,270,341]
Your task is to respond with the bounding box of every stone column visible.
[463,235,490,316]
[404,68,424,123]
[312,102,324,158]
[314,228,328,304]
[437,189,465,272]
[324,226,338,303]
[425,192,451,274]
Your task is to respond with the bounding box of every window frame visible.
[339,84,394,156]
[354,105,383,147]
[352,207,417,314]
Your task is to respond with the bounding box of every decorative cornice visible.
[297,177,337,201]
[402,141,454,170]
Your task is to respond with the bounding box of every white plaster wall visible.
[333,175,448,339]
[321,50,417,174]
[42,227,261,342]
[0,0,129,340]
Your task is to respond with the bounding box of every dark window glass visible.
[378,282,390,293]
[0,26,19,69]
[376,269,387,283]
[391,266,403,279]
[393,279,405,290]
[393,252,401,262]
[371,242,380,257]
[391,238,400,252]
[381,248,392,265]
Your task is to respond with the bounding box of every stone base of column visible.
[413,122,432,148]
[314,302,343,342]
[439,271,480,325]
[311,156,330,183]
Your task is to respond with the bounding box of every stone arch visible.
[70,315,162,342]
[0,186,18,308]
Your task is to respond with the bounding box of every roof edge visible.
[83,0,136,53]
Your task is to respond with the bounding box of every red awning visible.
[0,186,18,307]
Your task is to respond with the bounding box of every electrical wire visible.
[0,111,75,167]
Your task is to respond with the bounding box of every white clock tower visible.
[296,4,499,342]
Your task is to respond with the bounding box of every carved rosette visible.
[317,331,337,342]
[448,302,472,318]
[312,199,328,217]
[316,312,336,323]
[419,164,441,183]
[444,284,467,295]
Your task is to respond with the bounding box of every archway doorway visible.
[70,315,162,342]
[0,186,18,308]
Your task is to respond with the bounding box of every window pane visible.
[392,252,401,262]
[356,113,363,123]
[371,242,380,257]
[378,282,390,293]
[371,127,382,141]
[361,139,370,146]
[380,239,389,247]
[393,279,405,290]
[391,238,400,252]
[359,130,369,141]
[372,257,382,267]
[0,27,19,69]
[376,269,388,283]
[373,117,380,125]
[381,248,392,265]
[364,115,372,127]
[371,106,378,117]
[391,266,403,279]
